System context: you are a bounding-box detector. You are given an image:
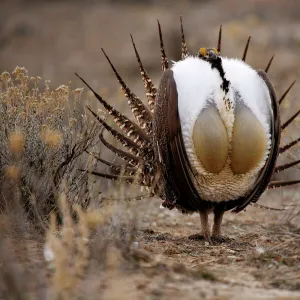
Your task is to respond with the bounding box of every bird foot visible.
[188,233,205,241]
[188,233,213,245]
[189,234,231,245]
[211,236,232,244]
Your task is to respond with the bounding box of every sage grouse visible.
[77,18,300,244]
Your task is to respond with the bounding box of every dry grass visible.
[0,67,164,299]
[0,67,98,226]
[0,67,299,300]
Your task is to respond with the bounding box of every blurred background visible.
[1,0,300,180]
[1,0,300,88]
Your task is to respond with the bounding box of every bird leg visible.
[199,210,212,244]
[188,211,212,244]
[211,210,228,243]
[212,210,224,237]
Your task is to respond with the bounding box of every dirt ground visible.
[1,0,300,299]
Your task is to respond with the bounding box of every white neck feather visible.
[171,56,273,202]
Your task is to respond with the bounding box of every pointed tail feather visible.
[101,48,153,135]
[99,132,140,167]
[180,16,188,59]
[86,106,143,157]
[87,151,137,176]
[268,180,300,189]
[76,73,150,145]
[279,137,300,154]
[265,54,275,73]
[242,36,251,62]
[217,25,222,53]
[250,202,286,211]
[94,156,150,186]
[130,34,157,114]
[99,193,155,202]
[157,20,169,71]
[79,169,146,186]
[281,109,300,131]
[274,159,300,173]
[279,80,296,105]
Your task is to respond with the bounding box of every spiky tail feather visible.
[130,34,157,114]
[265,54,275,73]
[250,203,286,211]
[101,48,153,135]
[79,169,146,186]
[278,80,296,105]
[217,25,222,53]
[87,151,137,177]
[275,160,300,173]
[281,109,300,131]
[180,16,188,59]
[268,180,300,189]
[99,132,140,167]
[242,36,251,62]
[76,73,150,146]
[157,20,169,72]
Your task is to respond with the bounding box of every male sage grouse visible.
[77,18,300,244]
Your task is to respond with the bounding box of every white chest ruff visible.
[172,57,272,202]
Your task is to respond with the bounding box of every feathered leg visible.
[211,210,229,243]
[199,211,212,244]
[188,211,212,245]
[212,210,224,237]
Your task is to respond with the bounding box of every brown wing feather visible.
[167,71,204,210]
[153,69,177,203]
[154,69,204,211]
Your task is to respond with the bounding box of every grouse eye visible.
[193,106,228,173]
[208,50,217,60]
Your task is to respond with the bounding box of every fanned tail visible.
[78,19,300,210]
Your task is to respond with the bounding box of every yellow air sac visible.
[193,106,228,173]
[231,103,267,174]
